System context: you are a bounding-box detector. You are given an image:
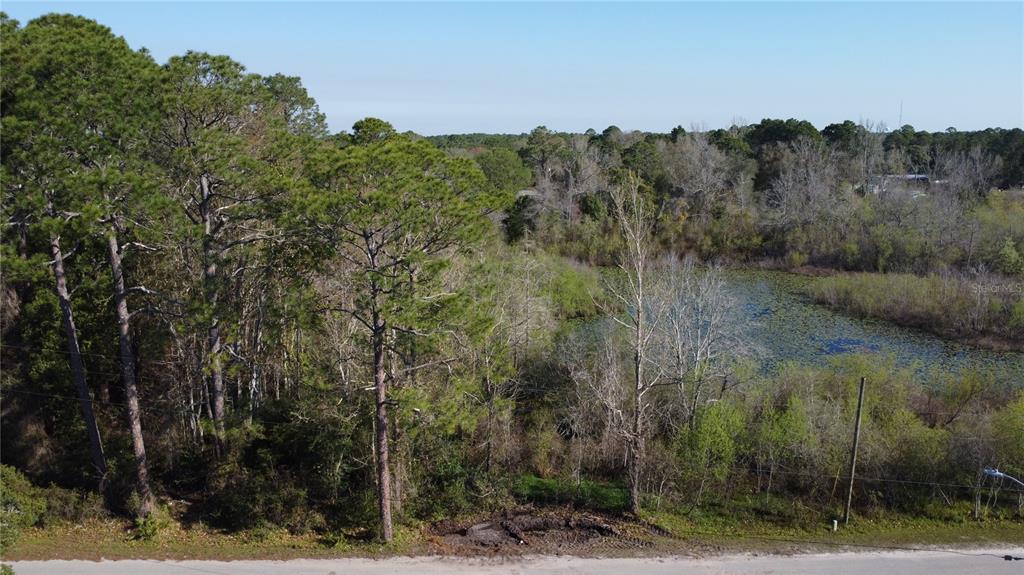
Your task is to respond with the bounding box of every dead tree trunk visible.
[106,231,154,517]
[48,228,108,489]
[607,171,656,517]
[628,313,645,515]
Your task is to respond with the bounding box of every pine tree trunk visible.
[200,173,227,455]
[106,231,154,517]
[372,320,394,542]
[49,230,108,489]
[209,317,225,445]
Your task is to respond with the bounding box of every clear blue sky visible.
[4,1,1023,135]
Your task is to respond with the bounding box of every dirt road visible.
[9,548,1024,575]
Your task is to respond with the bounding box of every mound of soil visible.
[428,507,701,556]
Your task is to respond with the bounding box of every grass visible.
[642,496,1024,553]
[3,518,426,561]
[5,478,1022,561]
[645,509,1024,553]
[5,507,1022,561]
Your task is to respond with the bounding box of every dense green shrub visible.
[676,401,748,504]
[544,259,603,319]
[991,393,1024,480]
[406,440,478,520]
[36,484,106,527]
[131,504,171,541]
[200,398,372,534]
[997,237,1024,276]
[209,468,324,534]
[0,466,45,553]
[514,475,627,512]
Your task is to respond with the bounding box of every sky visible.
[4,1,1023,135]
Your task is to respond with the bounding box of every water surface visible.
[723,269,1024,384]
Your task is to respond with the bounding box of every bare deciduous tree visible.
[654,257,755,428]
[767,137,841,229]
[660,131,729,222]
[560,135,605,220]
[859,119,887,188]
[604,171,667,513]
[564,321,627,484]
[933,146,1002,204]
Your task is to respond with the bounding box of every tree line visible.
[444,119,1023,277]
[2,13,1022,547]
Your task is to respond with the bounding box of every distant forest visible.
[429,120,1023,276]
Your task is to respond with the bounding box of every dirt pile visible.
[429,507,702,556]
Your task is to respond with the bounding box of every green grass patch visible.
[3,518,427,561]
[643,498,1024,552]
[7,503,1023,560]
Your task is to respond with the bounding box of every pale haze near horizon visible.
[4,1,1023,135]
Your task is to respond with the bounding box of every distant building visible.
[866,174,930,198]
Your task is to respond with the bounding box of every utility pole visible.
[844,376,866,526]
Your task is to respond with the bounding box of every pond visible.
[723,269,1024,384]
